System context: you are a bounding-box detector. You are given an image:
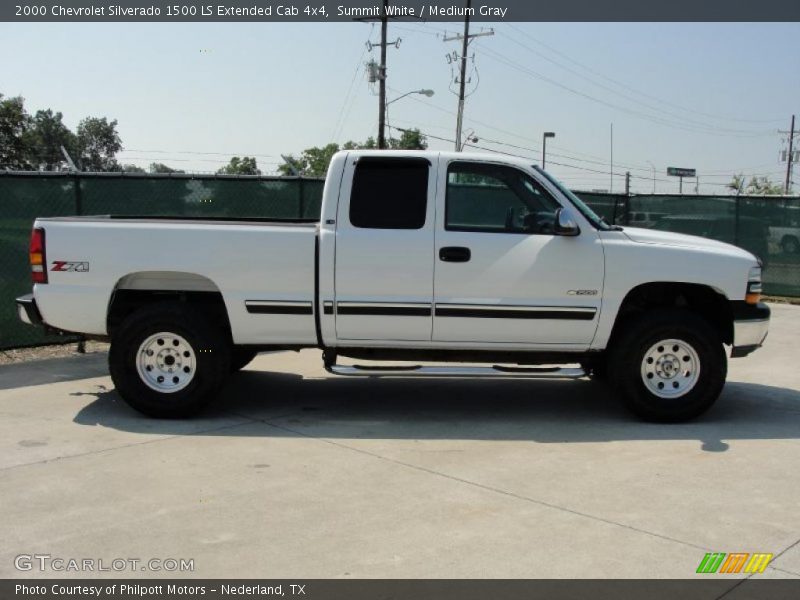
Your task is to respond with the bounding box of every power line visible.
[496,29,773,136]
[475,133,660,174]
[384,84,787,186]
[397,93,672,174]
[331,25,374,142]
[390,24,440,37]
[476,43,777,139]
[119,149,276,158]
[505,23,786,126]
[393,125,740,192]
[398,92,647,171]
[119,157,281,166]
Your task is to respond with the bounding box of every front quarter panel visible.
[592,231,755,349]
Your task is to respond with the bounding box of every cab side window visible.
[350,158,429,229]
[445,162,560,234]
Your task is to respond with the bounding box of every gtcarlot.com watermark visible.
[15,554,194,573]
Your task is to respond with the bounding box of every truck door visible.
[432,160,604,346]
[333,156,436,341]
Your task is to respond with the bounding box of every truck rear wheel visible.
[609,309,726,422]
[109,303,230,418]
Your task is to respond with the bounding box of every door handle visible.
[439,246,471,263]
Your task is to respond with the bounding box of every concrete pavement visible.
[1,304,799,579]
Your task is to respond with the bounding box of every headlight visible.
[746,266,762,304]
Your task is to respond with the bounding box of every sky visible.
[1,21,798,193]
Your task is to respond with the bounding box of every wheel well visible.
[107,289,232,343]
[611,283,733,345]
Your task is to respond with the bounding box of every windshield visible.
[532,166,613,231]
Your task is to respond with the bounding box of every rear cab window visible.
[349,157,430,229]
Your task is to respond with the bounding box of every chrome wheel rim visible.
[640,338,700,399]
[136,332,196,393]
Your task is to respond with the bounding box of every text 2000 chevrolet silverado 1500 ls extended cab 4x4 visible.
[16,151,770,421]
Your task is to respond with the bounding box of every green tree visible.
[727,173,746,193]
[76,117,122,171]
[217,156,261,175]
[121,164,146,173]
[24,109,77,170]
[279,143,341,177]
[278,129,427,177]
[746,175,783,195]
[149,162,184,174]
[0,94,31,169]
[343,137,377,150]
[388,128,427,150]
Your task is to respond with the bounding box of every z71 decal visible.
[51,261,89,272]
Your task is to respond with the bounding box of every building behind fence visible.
[1,171,799,349]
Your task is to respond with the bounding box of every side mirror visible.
[555,208,580,236]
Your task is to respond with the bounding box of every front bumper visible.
[731,301,770,358]
[16,293,42,326]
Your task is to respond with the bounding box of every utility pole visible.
[378,0,388,149]
[60,145,78,172]
[280,154,302,176]
[625,171,631,195]
[444,1,493,151]
[454,0,470,151]
[785,115,796,195]
[609,123,613,193]
[359,1,402,149]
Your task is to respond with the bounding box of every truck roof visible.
[339,149,535,170]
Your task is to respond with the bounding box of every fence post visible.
[610,194,618,225]
[734,195,740,247]
[625,194,631,225]
[298,176,305,219]
[74,173,83,215]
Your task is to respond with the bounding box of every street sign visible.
[667,167,696,177]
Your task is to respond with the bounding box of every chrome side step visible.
[325,364,586,379]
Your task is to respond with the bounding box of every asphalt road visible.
[1,304,799,579]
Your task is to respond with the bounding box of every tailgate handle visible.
[439,247,471,263]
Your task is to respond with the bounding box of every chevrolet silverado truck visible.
[16,151,770,421]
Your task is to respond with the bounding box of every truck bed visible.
[33,215,320,345]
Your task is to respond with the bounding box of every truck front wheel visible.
[109,303,230,418]
[230,347,259,373]
[609,309,727,422]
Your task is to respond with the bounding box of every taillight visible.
[30,227,47,284]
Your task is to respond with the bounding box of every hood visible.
[621,227,756,260]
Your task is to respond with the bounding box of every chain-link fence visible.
[0,172,324,349]
[1,171,798,348]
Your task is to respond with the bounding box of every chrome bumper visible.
[731,302,770,358]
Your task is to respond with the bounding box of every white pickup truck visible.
[17,151,770,422]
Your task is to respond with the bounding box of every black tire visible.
[230,347,259,373]
[609,309,727,423]
[581,356,608,381]
[109,302,230,418]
